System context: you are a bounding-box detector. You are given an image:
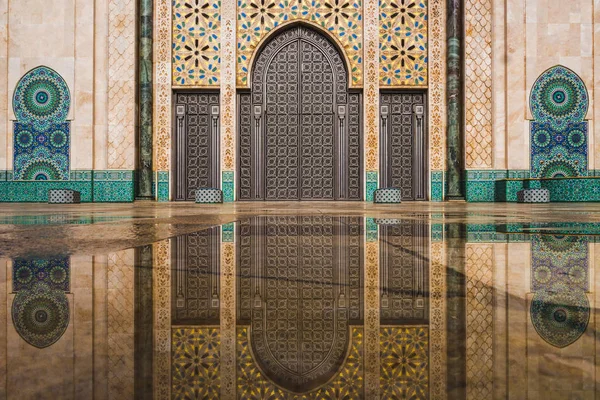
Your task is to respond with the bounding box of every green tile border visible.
[157,171,169,202]
[0,170,135,202]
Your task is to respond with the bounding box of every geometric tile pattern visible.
[530,66,589,178]
[379,0,428,86]
[173,0,221,85]
[237,0,363,87]
[380,327,429,399]
[48,189,81,204]
[237,326,363,399]
[465,245,494,399]
[428,0,445,172]
[374,187,402,203]
[195,188,223,203]
[464,0,492,168]
[13,67,71,181]
[108,0,136,170]
[517,188,549,203]
[172,328,220,399]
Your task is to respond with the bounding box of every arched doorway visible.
[238,25,362,201]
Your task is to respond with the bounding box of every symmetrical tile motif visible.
[379,0,428,86]
[236,0,363,87]
[428,0,445,172]
[530,66,589,178]
[172,0,221,85]
[108,0,136,170]
[364,0,379,200]
[364,217,380,397]
[13,67,71,181]
[237,326,363,398]
[380,327,429,398]
[172,328,221,399]
[466,245,493,399]
[155,0,172,177]
[107,251,135,399]
[464,0,492,168]
[221,0,236,202]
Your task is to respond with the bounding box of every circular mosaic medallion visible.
[531,287,589,348]
[19,160,63,181]
[11,282,69,348]
[13,67,70,126]
[533,128,552,148]
[567,128,586,148]
[16,129,34,148]
[530,66,588,127]
[49,129,68,149]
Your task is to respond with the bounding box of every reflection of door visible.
[380,92,427,200]
[238,26,362,201]
[174,93,220,201]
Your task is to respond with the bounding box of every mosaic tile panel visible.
[379,0,428,86]
[155,0,173,174]
[380,327,429,398]
[530,66,589,179]
[222,171,234,202]
[157,171,169,202]
[431,171,444,201]
[172,328,221,399]
[93,170,135,202]
[13,67,71,181]
[531,234,588,292]
[237,326,363,399]
[173,0,221,86]
[428,0,445,172]
[236,0,363,87]
[464,0,492,168]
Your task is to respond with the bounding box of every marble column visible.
[138,0,154,198]
[445,0,464,200]
[446,223,466,398]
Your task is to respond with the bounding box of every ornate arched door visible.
[238,25,362,201]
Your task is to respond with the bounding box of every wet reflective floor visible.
[1,204,599,399]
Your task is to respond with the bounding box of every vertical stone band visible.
[446,0,464,199]
[138,0,154,198]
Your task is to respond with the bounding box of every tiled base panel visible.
[466,170,600,202]
[0,170,135,202]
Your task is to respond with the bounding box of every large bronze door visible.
[380,92,427,200]
[238,26,361,201]
[174,92,220,201]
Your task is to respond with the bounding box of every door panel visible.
[380,92,427,201]
[174,93,220,201]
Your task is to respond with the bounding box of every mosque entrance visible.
[238,25,362,201]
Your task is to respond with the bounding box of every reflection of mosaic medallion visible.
[533,265,552,286]
[13,67,70,128]
[540,235,578,253]
[11,282,69,348]
[530,66,588,127]
[531,287,589,348]
[568,265,587,287]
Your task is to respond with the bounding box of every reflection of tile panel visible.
[380,327,429,398]
[108,251,135,399]
[172,328,221,399]
[465,245,493,400]
[12,256,70,292]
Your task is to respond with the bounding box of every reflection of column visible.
[220,223,236,399]
[135,245,153,397]
[220,0,237,202]
[430,241,447,399]
[153,240,171,400]
[364,218,380,398]
[465,245,494,399]
[107,250,135,398]
[446,224,466,398]
[93,256,109,398]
